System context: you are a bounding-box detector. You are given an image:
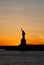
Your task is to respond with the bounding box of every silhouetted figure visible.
[21,28,25,39]
[20,28,26,49]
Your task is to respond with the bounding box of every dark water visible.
[0,50,44,65]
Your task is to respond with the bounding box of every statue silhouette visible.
[21,28,25,39]
[20,28,26,48]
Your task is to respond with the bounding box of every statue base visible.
[20,38,26,48]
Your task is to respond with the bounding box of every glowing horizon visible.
[0,0,44,46]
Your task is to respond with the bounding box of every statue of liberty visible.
[21,28,25,39]
[20,28,26,47]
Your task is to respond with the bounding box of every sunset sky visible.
[0,0,44,46]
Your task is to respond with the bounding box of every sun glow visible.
[0,0,44,46]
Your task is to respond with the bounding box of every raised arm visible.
[21,28,23,31]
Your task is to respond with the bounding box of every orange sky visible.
[0,0,44,46]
